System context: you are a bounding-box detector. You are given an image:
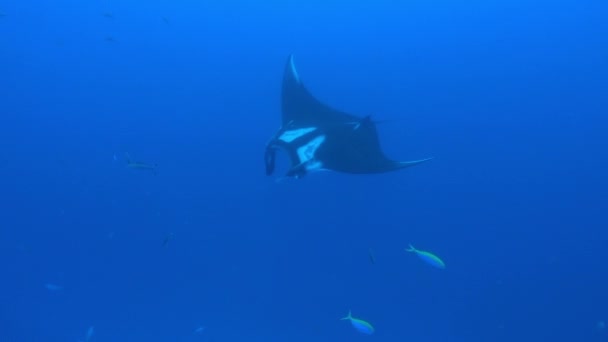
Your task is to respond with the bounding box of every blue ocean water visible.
[1,0,607,341]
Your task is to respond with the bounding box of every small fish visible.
[102,12,114,19]
[45,283,63,291]
[340,310,374,335]
[105,36,117,43]
[368,248,376,265]
[406,244,445,269]
[162,232,174,247]
[162,16,170,25]
[194,325,206,334]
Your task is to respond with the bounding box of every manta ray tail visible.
[398,157,434,168]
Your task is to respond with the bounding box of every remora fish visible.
[125,153,157,174]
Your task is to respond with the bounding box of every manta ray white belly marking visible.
[297,135,326,164]
[278,127,317,143]
[305,160,323,172]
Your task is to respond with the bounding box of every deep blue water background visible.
[1,0,607,341]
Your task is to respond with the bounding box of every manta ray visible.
[264,55,431,179]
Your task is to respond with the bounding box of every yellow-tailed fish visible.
[341,310,374,335]
[406,244,445,269]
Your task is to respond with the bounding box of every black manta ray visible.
[265,55,431,179]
